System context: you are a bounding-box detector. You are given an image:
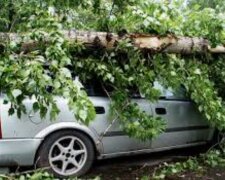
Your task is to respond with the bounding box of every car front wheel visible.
[36,130,95,178]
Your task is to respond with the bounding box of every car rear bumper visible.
[0,139,42,166]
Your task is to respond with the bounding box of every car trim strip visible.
[102,125,210,137]
[0,118,2,139]
[165,125,210,132]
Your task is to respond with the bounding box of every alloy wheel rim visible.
[49,135,87,176]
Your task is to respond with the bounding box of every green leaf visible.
[79,109,87,122]
[33,102,39,112]
[12,89,22,98]
[9,107,15,116]
[61,68,72,78]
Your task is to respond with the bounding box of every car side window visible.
[83,80,188,100]
[83,80,114,97]
[153,81,189,100]
[128,86,142,98]
[83,81,141,98]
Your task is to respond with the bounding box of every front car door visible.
[86,82,154,154]
[150,82,215,149]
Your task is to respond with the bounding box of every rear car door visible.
[150,82,214,149]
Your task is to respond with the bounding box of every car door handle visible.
[94,106,105,114]
[155,107,167,115]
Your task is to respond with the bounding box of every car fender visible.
[34,122,103,154]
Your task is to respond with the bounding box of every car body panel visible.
[0,84,215,167]
[0,139,42,166]
[151,100,214,148]
[99,141,207,159]
[90,97,153,154]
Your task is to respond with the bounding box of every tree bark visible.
[0,30,225,54]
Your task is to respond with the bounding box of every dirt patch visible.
[167,167,225,180]
[84,165,225,180]
[83,146,211,179]
[84,164,155,180]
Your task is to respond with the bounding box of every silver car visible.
[0,82,214,178]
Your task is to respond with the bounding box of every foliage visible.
[153,54,225,130]
[188,0,225,11]
[152,149,225,179]
[0,171,100,180]
[0,0,225,140]
[0,171,55,180]
[0,3,96,124]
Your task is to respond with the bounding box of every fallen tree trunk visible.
[0,30,225,54]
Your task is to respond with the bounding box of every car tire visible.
[36,130,95,178]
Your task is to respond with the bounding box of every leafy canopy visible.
[0,0,225,140]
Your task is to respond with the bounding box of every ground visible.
[86,165,225,180]
[5,146,225,179]
[83,146,225,180]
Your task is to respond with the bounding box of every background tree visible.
[188,0,225,10]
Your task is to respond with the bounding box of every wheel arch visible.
[34,122,103,164]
